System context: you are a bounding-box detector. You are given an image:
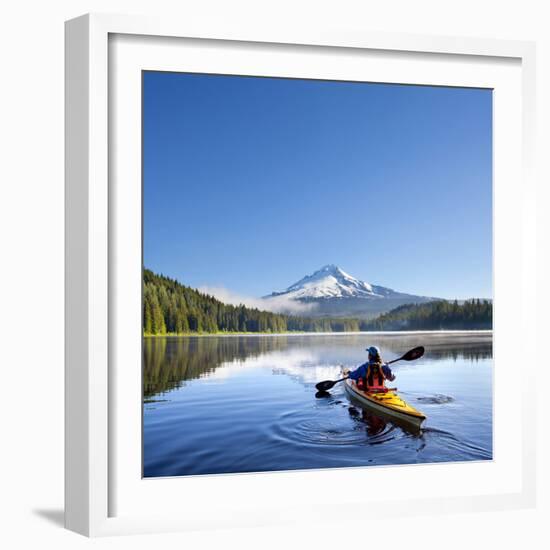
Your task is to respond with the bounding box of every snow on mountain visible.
[268,264,399,300]
[263,264,436,318]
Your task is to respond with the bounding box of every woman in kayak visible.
[347,346,396,391]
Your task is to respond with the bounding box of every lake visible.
[143,332,492,477]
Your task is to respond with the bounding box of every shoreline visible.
[144,329,493,338]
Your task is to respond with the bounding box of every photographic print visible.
[142,72,492,478]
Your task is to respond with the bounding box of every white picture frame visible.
[65,13,537,537]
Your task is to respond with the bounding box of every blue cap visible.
[366,346,380,356]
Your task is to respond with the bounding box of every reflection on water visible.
[144,332,492,397]
[144,335,295,397]
[143,332,493,477]
[349,406,393,437]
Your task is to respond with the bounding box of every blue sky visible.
[143,72,492,300]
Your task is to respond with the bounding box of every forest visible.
[362,299,493,331]
[144,269,362,334]
[143,269,492,334]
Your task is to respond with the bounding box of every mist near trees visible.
[143,269,492,335]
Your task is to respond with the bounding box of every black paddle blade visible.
[401,346,425,361]
[315,375,348,392]
[315,380,337,392]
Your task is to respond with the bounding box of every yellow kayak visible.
[342,369,426,430]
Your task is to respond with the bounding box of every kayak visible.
[342,368,426,430]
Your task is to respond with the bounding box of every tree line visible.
[143,269,492,334]
[362,299,493,331]
[143,269,362,334]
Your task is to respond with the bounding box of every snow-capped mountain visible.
[271,264,394,300]
[264,264,436,318]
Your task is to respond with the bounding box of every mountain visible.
[263,264,437,318]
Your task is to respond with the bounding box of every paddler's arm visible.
[347,363,368,381]
[382,363,396,381]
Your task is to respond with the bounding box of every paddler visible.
[347,346,396,391]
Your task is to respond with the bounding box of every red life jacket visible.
[365,362,386,390]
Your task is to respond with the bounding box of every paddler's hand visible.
[382,364,395,381]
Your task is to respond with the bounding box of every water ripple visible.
[419,427,492,459]
[416,394,455,405]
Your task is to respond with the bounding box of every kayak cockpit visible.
[342,369,426,429]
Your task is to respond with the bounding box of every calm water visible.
[143,333,492,477]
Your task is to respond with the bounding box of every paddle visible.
[314,346,425,392]
[387,345,425,365]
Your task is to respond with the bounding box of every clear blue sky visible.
[143,71,492,300]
